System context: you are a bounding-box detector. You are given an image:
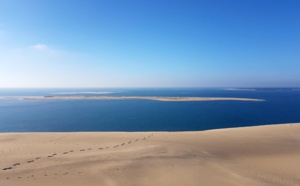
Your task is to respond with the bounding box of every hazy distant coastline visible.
[5,96,265,102]
[225,87,300,91]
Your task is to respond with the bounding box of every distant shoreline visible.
[2,96,265,102]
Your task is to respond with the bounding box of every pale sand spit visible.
[1,123,300,186]
[1,96,264,102]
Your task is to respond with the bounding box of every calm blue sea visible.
[0,88,300,132]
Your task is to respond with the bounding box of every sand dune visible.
[1,123,300,186]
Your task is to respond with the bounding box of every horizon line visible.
[0,87,300,89]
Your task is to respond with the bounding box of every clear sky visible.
[0,0,299,88]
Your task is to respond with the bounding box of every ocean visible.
[0,88,299,132]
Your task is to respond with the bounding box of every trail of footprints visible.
[226,163,299,186]
[5,171,83,180]
[3,133,154,180]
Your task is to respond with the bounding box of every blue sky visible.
[0,0,299,88]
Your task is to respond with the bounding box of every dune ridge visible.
[1,123,300,186]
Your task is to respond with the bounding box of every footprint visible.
[88,148,92,150]
[63,152,68,154]
[27,160,34,163]
[135,139,139,142]
[99,148,103,150]
[13,163,20,166]
[128,141,132,144]
[35,157,41,160]
[3,167,12,170]
[80,149,85,151]
[121,143,125,146]
[69,150,73,152]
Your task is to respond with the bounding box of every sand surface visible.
[1,123,300,186]
[2,96,264,102]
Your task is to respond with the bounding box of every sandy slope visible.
[1,123,300,186]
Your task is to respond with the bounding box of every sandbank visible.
[3,96,264,102]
